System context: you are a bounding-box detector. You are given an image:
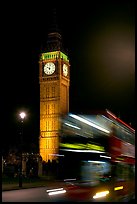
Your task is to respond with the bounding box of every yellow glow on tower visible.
[39,49,70,162]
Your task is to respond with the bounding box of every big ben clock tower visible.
[39,17,70,162]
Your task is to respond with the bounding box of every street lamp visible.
[19,111,26,187]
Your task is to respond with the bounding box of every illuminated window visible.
[46,87,49,98]
[52,104,55,114]
[52,87,55,97]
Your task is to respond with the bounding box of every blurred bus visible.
[57,110,135,202]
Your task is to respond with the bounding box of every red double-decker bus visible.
[56,110,135,202]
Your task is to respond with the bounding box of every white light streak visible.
[48,154,64,157]
[69,114,110,134]
[100,155,111,159]
[106,109,117,119]
[65,122,81,130]
[87,160,106,164]
[46,188,66,196]
[60,148,105,153]
[64,178,76,182]
[47,188,64,192]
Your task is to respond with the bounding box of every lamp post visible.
[19,111,26,187]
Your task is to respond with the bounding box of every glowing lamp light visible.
[19,112,26,119]
[18,111,26,188]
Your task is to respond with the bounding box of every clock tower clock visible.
[39,28,70,162]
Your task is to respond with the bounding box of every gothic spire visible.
[48,7,60,33]
[45,7,64,52]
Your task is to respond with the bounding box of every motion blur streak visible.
[46,188,66,196]
[93,190,109,199]
[69,113,110,133]
[65,122,81,129]
[114,186,123,191]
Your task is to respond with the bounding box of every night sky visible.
[2,0,135,153]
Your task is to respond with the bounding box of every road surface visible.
[2,186,70,202]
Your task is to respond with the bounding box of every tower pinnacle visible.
[44,7,63,52]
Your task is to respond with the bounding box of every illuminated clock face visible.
[63,64,68,76]
[44,62,55,75]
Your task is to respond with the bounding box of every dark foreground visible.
[2,179,135,202]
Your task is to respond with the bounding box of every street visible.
[2,185,135,202]
[2,186,69,202]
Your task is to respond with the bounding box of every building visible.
[39,11,70,162]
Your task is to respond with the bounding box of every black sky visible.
[2,0,135,152]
